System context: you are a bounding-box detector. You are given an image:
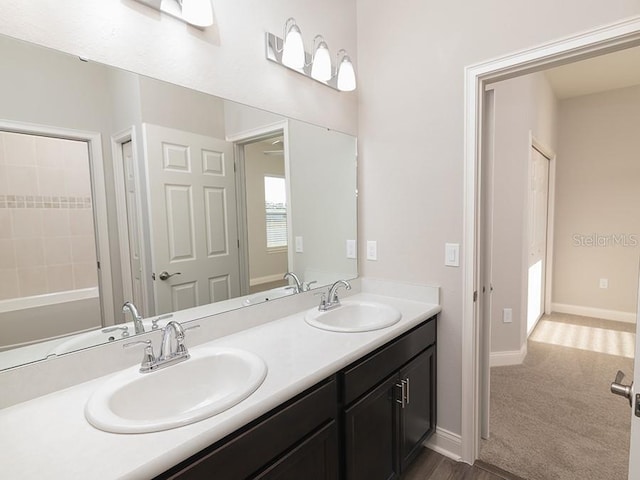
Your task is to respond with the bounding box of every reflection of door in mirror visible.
[243,135,290,294]
[0,130,102,350]
[143,124,241,315]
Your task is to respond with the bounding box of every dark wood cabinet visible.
[156,315,437,480]
[344,375,400,480]
[341,318,437,480]
[156,378,338,480]
[399,345,436,470]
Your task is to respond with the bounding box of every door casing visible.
[462,15,640,464]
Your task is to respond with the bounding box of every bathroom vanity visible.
[158,316,436,480]
[0,286,440,480]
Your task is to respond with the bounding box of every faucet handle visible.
[102,325,130,337]
[124,340,156,372]
[303,281,318,292]
[152,313,173,330]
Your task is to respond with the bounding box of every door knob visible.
[157,271,181,281]
[611,370,633,407]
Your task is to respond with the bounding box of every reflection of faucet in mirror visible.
[122,302,145,335]
[283,272,303,293]
[319,280,352,311]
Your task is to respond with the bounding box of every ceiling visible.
[544,45,640,99]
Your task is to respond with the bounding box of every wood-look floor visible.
[402,448,527,480]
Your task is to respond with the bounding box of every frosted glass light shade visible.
[179,0,214,27]
[337,55,356,92]
[311,41,332,81]
[282,24,305,69]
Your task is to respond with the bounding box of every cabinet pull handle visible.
[405,377,410,405]
[395,380,407,408]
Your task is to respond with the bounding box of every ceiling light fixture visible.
[265,18,356,92]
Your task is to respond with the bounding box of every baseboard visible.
[551,303,636,324]
[490,342,527,367]
[424,427,462,461]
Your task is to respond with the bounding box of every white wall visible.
[489,73,558,354]
[356,0,640,437]
[553,85,640,317]
[0,0,357,136]
[288,120,358,285]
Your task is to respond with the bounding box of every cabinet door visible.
[254,421,338,480]
[398,345,436,471]
[344,375,400,480]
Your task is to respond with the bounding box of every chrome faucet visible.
[122,301,145,334]
[159,320,188,362]
[283,272,303,293]
[124,320,199,373]
[319,280,352,311]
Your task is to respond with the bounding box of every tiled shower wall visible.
[0,131,98,301]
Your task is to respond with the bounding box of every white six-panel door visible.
[143,124,240,314]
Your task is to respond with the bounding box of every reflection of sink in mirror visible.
[85,346,267,434]
[242,286,296,306]
[49,316,175,356]
[305,301,402,333]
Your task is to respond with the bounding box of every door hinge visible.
[233,161,237,173]
[97,261,101,270]
[237,239,240,249]
[473,291,478,302]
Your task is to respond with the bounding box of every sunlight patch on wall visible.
[530,320,635,358]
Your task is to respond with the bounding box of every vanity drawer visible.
[341,316,436,405]
[159,377,337,480]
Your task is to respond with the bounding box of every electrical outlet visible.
[503,308,513,323]
[366,240,377,261]
[599,278,608,289]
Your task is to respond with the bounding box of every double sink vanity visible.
[0,280,440,479]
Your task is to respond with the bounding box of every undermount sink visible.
[85,346,267,434]
[305,300,402,333]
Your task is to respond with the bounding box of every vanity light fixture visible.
[281,18,305,69]
[310,36,332,81]
[336,50,357,92]
[133,0,214,28]
[265,18,356,92]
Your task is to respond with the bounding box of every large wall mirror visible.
[0,34,357,370]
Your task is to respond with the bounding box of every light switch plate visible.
[599,278,608,289]
[503,308,513,323]
[346,240,357,259]
[445,243,460,267]
[295,236,303,253]
[366,240,377,261]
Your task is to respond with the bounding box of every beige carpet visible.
[480,313,635,480]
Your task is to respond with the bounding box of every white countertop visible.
[0,292,440,479]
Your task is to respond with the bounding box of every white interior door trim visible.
[0,118,115,327]
[111,127,150,316]
[530,134,556,319]
[227,120,291,292]
[462,15,640,464]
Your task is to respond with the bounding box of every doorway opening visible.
[462,16,640,472]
